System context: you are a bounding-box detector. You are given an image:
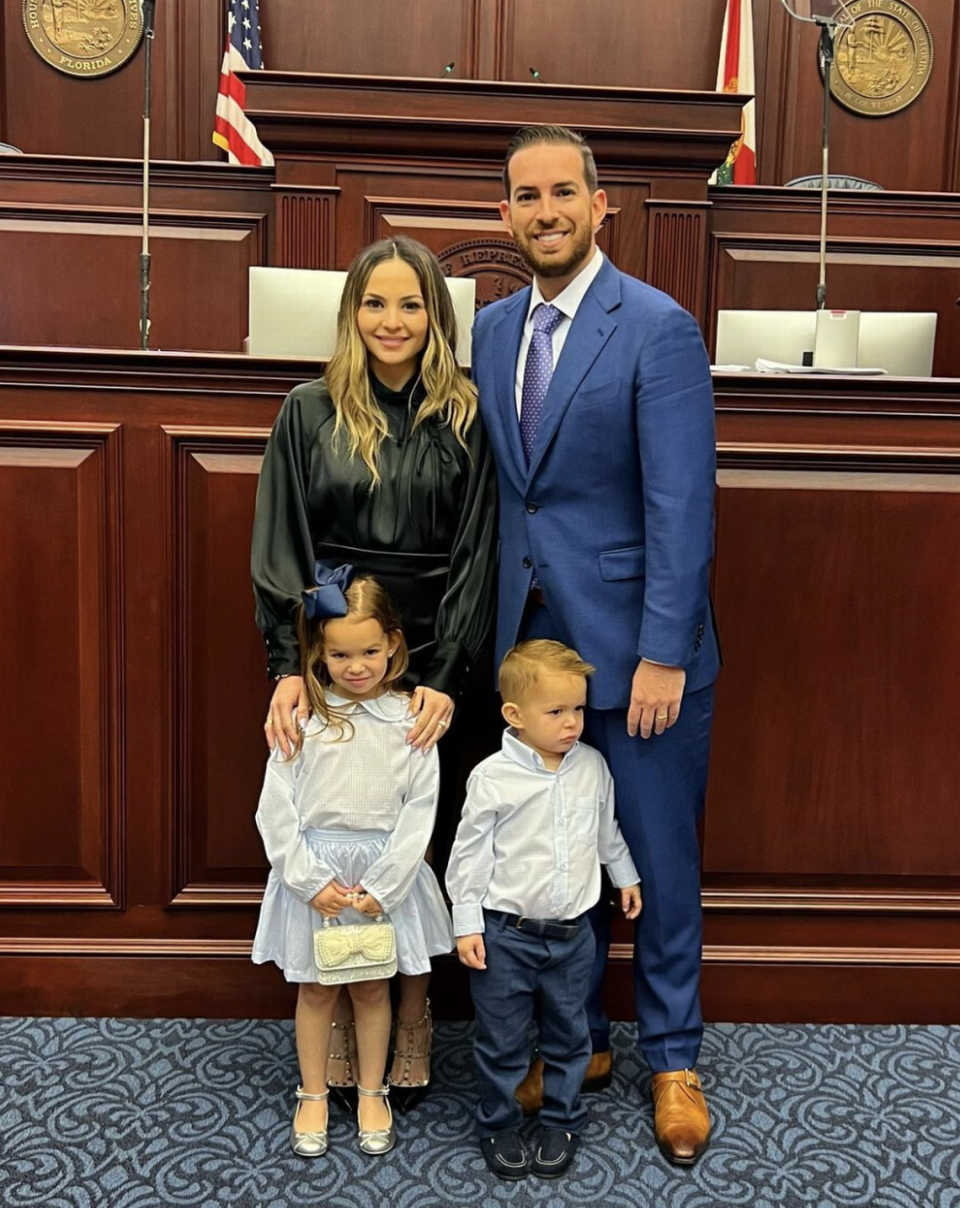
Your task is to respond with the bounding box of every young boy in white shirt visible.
[446,639,642,1181]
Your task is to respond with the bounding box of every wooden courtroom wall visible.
[0,157,273,351]
[3,348,960,1023]
[3,0,960,192]
[704,186,960,379]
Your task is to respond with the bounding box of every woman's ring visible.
[437,718,448,728]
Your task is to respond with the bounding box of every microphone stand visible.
[140,0,157,349]
[816,19,836,310]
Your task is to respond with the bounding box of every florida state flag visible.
[713,0,757,184]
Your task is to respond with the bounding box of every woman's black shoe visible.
[327,1084,358,1113]
[388,1082,429,1114]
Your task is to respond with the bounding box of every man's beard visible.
[515,222,594,279]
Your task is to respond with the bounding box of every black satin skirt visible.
[314,541,448,687]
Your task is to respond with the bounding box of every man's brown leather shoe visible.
[515,1059,544,1115]
[651,1069,711,1165]
[582,1049,613,1093]
[514,1051,613,1115]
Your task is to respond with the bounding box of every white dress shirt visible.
[445,729,640,936]
[254,691,439,914]
[515,245,605,418]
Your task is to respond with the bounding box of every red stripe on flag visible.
[723,0,742,87]
[212,114,263,167]
[218,70,246,110]
[733,144,756,185]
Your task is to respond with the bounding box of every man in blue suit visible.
[471,125,720,1166]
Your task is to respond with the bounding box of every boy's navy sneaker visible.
[480,1129,529,1180]
[531,1128,579,1178]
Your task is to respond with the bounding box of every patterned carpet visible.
[2,1018,959,1208]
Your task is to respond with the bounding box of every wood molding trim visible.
[3,937,958,970]
[704,889,960,914]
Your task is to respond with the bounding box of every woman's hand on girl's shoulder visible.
[264,675,310,756]
[310,880,354,917]
[406,687,454,752]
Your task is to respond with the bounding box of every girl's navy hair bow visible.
[301,562,355,620]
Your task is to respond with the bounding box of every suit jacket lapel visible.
[526,264,621,483]
[489,287,529,492]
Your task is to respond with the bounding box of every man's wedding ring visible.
[655,712,668,721]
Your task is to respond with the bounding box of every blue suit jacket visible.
[472,256,720,710]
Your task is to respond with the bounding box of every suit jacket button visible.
[522,556,533,569]
[526,503,539,514]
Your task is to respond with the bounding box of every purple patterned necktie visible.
[520,303,564,463]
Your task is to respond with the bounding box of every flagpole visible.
[140,0,157,350]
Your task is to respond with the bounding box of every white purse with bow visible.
[314,913,398,985]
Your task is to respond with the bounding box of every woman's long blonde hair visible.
[295,576,409,742]
[323,236,478,486]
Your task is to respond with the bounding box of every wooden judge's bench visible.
[2,73,960,1022]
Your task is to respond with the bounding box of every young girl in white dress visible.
[252,567,453,1158]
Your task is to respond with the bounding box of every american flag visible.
[212,0,275,167]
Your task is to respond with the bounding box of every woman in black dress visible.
[252,236,497,1107]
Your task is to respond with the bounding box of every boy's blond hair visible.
[498,639,595,702]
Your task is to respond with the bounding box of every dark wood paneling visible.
[706,186,960,377]
[708,466,960,881]
[500,0,726,89]
[0,210,263,351]
[245,74,743,310]
[168,431,271,906]
[261,0,479,80]
[4,945,960,1024]
[4,0,960,196]
[758,1,960,192]
[0,0,178,159]
[0,158,274,352]
[0,422,121,907]
[0,350,959,1020]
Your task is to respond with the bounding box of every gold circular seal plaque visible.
[825,1,932,116]
[23,0,144,78]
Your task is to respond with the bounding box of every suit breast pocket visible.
[572,381,619,415]
[571,798,600,846]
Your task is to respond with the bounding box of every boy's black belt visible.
[488,910,580,940]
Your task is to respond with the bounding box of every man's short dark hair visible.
[502,125,599,198]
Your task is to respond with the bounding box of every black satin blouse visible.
[251,372,498,695]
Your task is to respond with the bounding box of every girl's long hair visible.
[323,236,478,486]
[295,576,409,743]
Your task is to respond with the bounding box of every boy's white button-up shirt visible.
[445,729,640,937]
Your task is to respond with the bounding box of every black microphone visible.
[441,61,455,76]
[143,0,157,39]
[529,66,543,82]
